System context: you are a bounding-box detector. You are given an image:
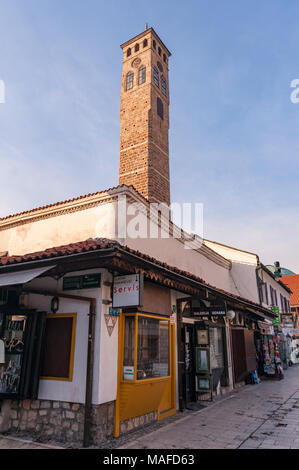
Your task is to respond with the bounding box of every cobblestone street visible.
[119,364,299,450]
[1,365,299,450]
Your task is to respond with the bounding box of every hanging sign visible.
[193,303,226,317]
[271,306,281,326]
[112,274,143,308]
[63,273,101,291]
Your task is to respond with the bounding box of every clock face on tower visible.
[131,58,141,68]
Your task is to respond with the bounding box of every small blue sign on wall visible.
[109,307,120,317]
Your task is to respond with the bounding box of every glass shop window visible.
[209,327,224,369]
[137,317,169,380]
[123,316,135,380]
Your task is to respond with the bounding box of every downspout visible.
[83,298,96,448]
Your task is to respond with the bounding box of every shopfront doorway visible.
[182,323,196,406]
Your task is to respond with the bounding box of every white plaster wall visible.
[0,203,116,256]
[24,268,119,405]
[261,270,291,311]
[229,262,260,304]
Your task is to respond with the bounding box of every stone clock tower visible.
[119,27,171,206]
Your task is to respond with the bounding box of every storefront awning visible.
[0,265,55,287]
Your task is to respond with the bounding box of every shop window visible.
[123,316,135,380]
[209,327,224,369]
[138,65,146,85]
[137,317,169,379]
[123,314,170,381]
[40,314,76,381]
[126,71,134,91]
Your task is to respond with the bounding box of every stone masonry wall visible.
[1,399,115,446]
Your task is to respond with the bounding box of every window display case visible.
[0,311,46,399]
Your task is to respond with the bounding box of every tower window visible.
[163,53,167,63]
[126,71,134,90]
[135,43,139,52]
[158,47,161,56]
[143,39,148,48]
[138,66,146,85]
[153,67,159,87]
[127,48,131,57]
[157,97,164,119]
[157,61,163,73]
[153,40,156,49]
[161,76,167,96]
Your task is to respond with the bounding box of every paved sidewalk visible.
[119,365,299,449]
[0,434,63,449]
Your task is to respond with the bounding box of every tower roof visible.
[120,27,171,57]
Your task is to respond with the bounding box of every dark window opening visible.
[127,48,131,57]
[163,53,167,63]
[143,39,148,48]
[153,67,159,87]
[138,66,146,85]
[161,75,167,96]
[126,71,134,90]
[153,40,156,49]
[158,47,161,56]
[135,43,139,52]
[157,97,164,119]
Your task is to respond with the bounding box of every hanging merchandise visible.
[262,334,283,378]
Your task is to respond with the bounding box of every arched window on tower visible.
[135,43,139,52]
[161,76,167,96]
[153,40,156,49]
[153,67,159,87]
[126,71,134,90]
[138,66,146,85]
[143,39,148,48]
[127,48,131,57]
[157,97,164,119]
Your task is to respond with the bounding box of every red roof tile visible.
[0,238,273,315]
[281,275,299,306]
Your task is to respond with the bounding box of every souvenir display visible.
[0,314,26,396]
[262,334,282,377]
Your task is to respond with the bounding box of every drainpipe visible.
[83,298,96,448]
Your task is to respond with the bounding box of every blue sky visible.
[0,0,298,272]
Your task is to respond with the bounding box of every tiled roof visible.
[0,238,273,315]
[281,275,299,306]
[0,184,134,223]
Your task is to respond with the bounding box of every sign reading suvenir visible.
[112,274,143,308]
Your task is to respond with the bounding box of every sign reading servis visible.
[112,274,143,308]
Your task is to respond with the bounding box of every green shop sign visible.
[271,306,280,326]
[63,273,101,291]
